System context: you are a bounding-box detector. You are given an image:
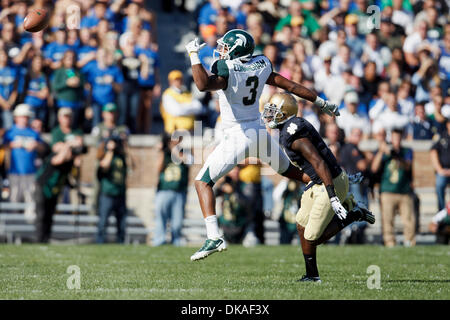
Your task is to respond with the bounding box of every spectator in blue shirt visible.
[14,0,32,46]
[84,48,124,128]
[409,103,434,140]
[0,49,18,130]
[44,28,70,70]
[198,27,217,71]
[22,54,49,124]
[121,1,153,34]
[135,30,160,133]
[76,28,98,73]
[3,104,43,205]
[80,0,108,29]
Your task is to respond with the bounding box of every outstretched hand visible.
[185,37,206,56]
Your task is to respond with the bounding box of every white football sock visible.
[204,215,221,240]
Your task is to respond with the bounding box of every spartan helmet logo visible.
[236,33,247,46]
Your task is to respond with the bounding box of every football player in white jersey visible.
[185,29,340,261]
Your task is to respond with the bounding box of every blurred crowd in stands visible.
[0,0,448,245]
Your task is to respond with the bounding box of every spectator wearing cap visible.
[3,104,43,206]
[372,92,409,141]
[336,91,371,139]
[84,47,124,129]
[51,50,85,129]
[0,49,18,130]
[135,30,161,134]
[371,128,416,247]
[345,14,365,58]
[160,70,203,134]
[95,102,130,244]
[430,118,450,211]
[35,108,85,243]
[408,103,434,140]
[22,54,49,124]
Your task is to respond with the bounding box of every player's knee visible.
[304,228,321,241]
[194,179,209,191]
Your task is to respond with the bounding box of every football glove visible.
[314,97,340,117]
[330,196,348,220]
[185,37,206,55]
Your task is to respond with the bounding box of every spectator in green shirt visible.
[278,180,303,244]
[274,0,321,38]
[371,128,416,247]
[216,167,250,244]
[153,133,191,246]
[95,103,130,244]
[35,108,85,243]
[51,50,85,130]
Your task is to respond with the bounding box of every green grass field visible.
[0,244,449,300]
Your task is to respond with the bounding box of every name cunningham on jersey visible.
[232,58,267,72]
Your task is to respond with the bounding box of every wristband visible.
[325,185,336,199]
[314,96,325,108]
[189,52,201,65]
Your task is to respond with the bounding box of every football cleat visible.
[190,238,227,261]
[354,203,376,224]
[297,275,322,283]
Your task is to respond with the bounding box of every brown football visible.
[24,9,49,33]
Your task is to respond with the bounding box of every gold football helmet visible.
[262,92,298,128]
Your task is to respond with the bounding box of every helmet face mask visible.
[262,103,287,129]
[213,38,230,60]
[261,93,298,128]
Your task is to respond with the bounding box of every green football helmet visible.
[214,29,255,60]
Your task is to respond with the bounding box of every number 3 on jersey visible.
[243,76,259,106]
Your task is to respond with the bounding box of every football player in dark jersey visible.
[262,92,375,282]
